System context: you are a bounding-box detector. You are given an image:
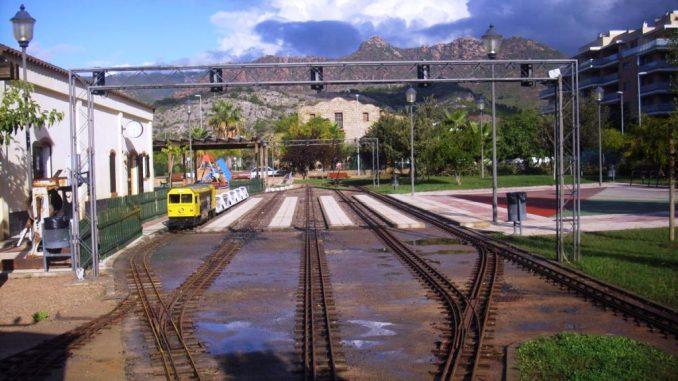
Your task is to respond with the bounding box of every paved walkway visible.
[319,195,354,228]
[355,194,424,229]
[200,198,263,232]
[391,184,676,236]
[268,197,298,229]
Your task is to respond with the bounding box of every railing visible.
[640,82,671,95]
[621,38,669,58]
[229,178,265,195]
[580,54,619,71]
[638,60,676,73]
[579,72,619,89]
[644,102,675,115]
[79,188,168,267]
[601,92,621,104]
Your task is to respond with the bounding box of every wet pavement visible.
[196,230,300,380]
[110,188,677,380]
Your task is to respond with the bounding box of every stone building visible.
[299,95,382,140]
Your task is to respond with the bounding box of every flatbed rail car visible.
[167,185,216,228]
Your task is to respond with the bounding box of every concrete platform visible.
[390,194,492,228]
[201,197,263,232]
[319,196,354,228]
[268,197,298,229]
[354,194,424,229]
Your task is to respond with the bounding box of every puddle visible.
[518,321,551,331]
[197,320,292,354]
[341,339,381,349]
[409,237,461,246]
[348,320,397,337]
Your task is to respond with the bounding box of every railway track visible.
[296,186,344,380]
[336,189,497,380]
[129,191,284,380]
[357,186,678,338]
[0,235,169,380]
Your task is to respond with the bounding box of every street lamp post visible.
[355,94,361,176]
[637,71,647,127]
[616,91,624,134]
[195,94,203,131]
[476,97,485,178]
[482,24,502,224]
[11,4,36,193]
[187,103,193,182]
[406,87,417,196]
[594,86,604,186]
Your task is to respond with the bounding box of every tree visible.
[280,115,345,178]
[498,109,549,167]
[363,114,409,174]
[161,142,186,187]
[1,81,63,145]
[422,110,479,184]
[626,117,677,241]
[208,100,241,139]
[190,127,210,140]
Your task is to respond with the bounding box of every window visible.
[169,194,181,203]
[109,151,117,194]
[32,142,51,179]
[181,194,193,203]
[362,112,369,122]
[144,155,150,179]
[334,112,343,129]
[309,113,316,118]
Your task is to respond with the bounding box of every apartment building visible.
[541,10,676,122]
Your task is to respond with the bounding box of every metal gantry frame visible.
[67,59,580,277]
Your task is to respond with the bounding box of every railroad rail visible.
[336,189,498,380]
[129,191,285,380]
[0,236,168,380]
[357,186,678,337]
[297,186,344,380]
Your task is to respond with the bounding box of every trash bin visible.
[42,216,70,250]
[506,192,527,222]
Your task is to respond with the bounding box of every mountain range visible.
[145,35,564,138]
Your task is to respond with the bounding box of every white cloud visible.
[206,0,471,61]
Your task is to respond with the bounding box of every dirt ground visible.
[0,272,125,380]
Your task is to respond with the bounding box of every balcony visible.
[579,72,619,90]
[643,102,675,116]
[579,54,620,73]
[621,38,669,58]
[638,60,677,73]
[540,104,556,114]
[640,82,671,96]
[601,92,622,105]
[539,87,555,99]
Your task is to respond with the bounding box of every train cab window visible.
[181,194,193,203]
[169,194,181,203]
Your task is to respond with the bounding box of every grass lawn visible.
[500,228,678,309]
[516,332,677,381]
[296,175,588,193]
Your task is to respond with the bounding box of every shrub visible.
[32,311,49,323]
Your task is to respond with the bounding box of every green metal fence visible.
[80,188,168,267]
[229,178,264,195]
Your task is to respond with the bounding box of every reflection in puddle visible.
[349,320,397,337]
[409,237,461,246]
[197,320,292,354]
[341,339,381,349]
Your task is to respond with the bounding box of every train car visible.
[167,184,216,229]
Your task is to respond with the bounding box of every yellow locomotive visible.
[167,185,216,229]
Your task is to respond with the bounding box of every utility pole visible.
[187,103,193,182]
[355,94,361,176]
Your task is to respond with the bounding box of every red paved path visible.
[455,188,605,217]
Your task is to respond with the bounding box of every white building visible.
[0,44,155,240]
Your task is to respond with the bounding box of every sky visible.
[0,0,675,69]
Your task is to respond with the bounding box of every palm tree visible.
[191,127,210,140]
[208,100,241,139]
